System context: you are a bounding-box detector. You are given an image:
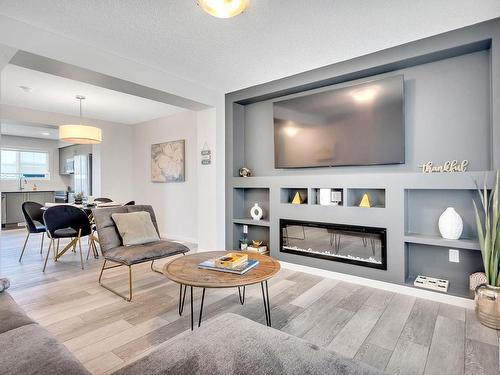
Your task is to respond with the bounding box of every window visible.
[0,149,50,180]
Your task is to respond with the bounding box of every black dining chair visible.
[19,202,47,262]
[94,197,113,203]
[42,205,93,272]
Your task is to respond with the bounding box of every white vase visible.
[250,203,263,221]
[438,207,463,240]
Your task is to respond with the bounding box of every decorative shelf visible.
[310,188,344,206]
[404,233,480,251]
[404,276,474,299]
[232,218,270,227]
[280,188,308,204]
[233,187,270,221]
[347,188,385,208]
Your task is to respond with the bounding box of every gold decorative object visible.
[252,240,263,247]
[359,193,371,208]
[419,160,468,173]
[239,167,251,177]
[291,192,302,204]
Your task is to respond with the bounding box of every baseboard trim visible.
[161,233,198,244]
[280,261,475,309]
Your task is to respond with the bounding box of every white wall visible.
[197,108,218,250]
[132,111,198,243]
[0,134,69,192]
[0,104,134,202]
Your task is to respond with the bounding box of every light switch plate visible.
[449,249,459,263]
[243,225,248,234]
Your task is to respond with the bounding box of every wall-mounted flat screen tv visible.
[273,75,405,168]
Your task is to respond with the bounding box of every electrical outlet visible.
[449,249,459,263]
[243,225,248,234]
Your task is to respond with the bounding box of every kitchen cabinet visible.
[5,192,25,225]
[3,191,55,225]
[1,194,7,225]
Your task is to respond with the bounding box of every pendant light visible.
[59,95,102,144]
[198,0,249,18]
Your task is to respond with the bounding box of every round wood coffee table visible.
[163,251,280,330]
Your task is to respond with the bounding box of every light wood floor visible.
[1,229,499,375]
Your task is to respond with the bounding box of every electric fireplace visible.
[280,219,387,270]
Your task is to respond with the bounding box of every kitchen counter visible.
[2,190,57,193]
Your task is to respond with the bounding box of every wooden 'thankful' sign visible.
[418,160,469,173]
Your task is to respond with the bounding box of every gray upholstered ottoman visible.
[116,313,386,375]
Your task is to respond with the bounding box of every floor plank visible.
[438,302,466,322]
[289,277,337,308]
[365,293,416,351]
[354,342,393,371]
[327,304,386,358]
[465,308,498,346]
[424,315,465,375]
[386,339,429,375]
[399,298,439,347]
[465,339,499,375]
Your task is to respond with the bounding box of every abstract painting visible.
[151,140,185,182]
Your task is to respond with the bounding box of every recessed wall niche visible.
[226,20,499,299]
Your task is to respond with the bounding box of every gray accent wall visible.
[243,50,490,176]
[225,18,500,299]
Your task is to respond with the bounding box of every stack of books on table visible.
[198,253,259,275]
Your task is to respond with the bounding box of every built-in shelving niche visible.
[404,189,480,241]
[232,187,270,252]
[232,223,270,253]
[233,187,270,222]
[310,188,344,206]
[347,188,385,208]
[404,188,484,299]
[280,188,308,205]
[405,243,482,299]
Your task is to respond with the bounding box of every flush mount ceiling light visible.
[59,95,102,144]
[197,0,249,18]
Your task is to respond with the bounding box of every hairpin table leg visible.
[238,286,246,305]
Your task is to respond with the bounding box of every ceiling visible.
[0,1,499,93]
[1,121,59,140]
[1,64,187,124]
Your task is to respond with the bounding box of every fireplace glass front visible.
[280,219,387,270]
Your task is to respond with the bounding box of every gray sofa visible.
[1,282,385,375]
[0,286,90,375]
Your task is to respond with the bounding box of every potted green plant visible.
[473,170,500,329]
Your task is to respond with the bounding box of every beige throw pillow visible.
[111,211,160,246]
